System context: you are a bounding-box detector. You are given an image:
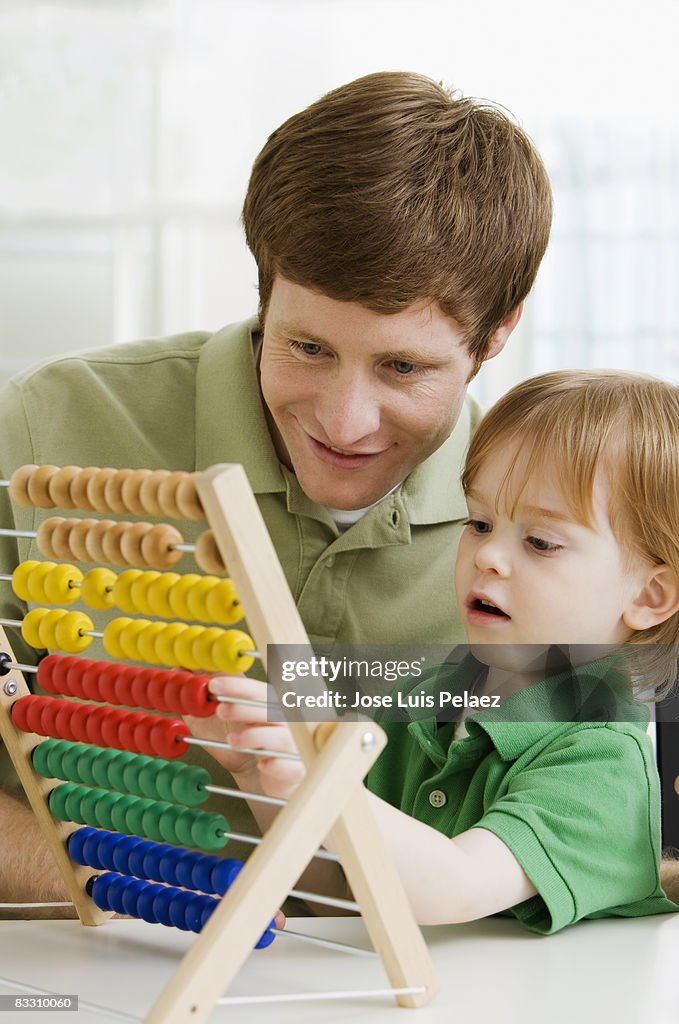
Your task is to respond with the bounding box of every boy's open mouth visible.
[469,597,511,620]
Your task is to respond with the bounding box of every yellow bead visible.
[204,578,243,626]
[145,572,181,619]
[129,571,162,616]
[118,618,152,661]
[43,563,82,605]
[21,607,50,649]
[54,610,92,654]
[211,629,255,674]
[103,617,134,660]
[191,626,224,668]
[37,608,69,649]
[167,574,202,621]
[11,560,41,602]
[154,621,188,667]
[23,561,57,603]
[185,576,218,622]
[112,569,144,614]
[136,620,168,665]
[80,568,116,610]
[172,624,207,670]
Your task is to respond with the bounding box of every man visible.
[0,71,552,906]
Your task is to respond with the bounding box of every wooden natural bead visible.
[138,469,172,517]
[8,465,38,507]
[155,472,186,520]
[50,518,78,562]
[100,521,136,566]
[69,467,100,512]
[84,519,117,563]
[26,465,59,509]
[175,474,204,520]
[119,522,154,567]
[194,530,226,575]
[67,519,99,563]
[86,468,119,513]
[103,469,133,514]
[120,469,152,516]
[48,465,81,510]
[36,517,66,559]
[140,524,183,569]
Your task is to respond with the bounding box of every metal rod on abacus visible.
[183,734,302,762]
[0,526,199,558]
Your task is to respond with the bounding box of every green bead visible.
[173,807,198,847]
[140,802,165,842]
[48,783,73,821]
[158,803,182,844]
[125,796,155,838]
[91,748,116,789]
[191,811,229,852]
[96,790,123,831]
[171,764,210,807]
[64,784,85,823]
[154,761,178,803]
[110,792,137,834]
[31,741,53,779]
[79,787,102,826]
[61,744,84,783]
[124,754,155,798]
[45,739,68,779]
[107,751,138,794]
[75,746,99,788]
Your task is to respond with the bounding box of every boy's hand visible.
[184,675,306,800]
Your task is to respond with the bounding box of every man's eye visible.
[294,341,322,356]
[392,360,417,375]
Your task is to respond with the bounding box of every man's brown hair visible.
[242,71,552,364]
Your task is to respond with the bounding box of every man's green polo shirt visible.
[367,653,677,933]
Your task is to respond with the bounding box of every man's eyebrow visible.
[276,322,327,346]
[465,488,574,523]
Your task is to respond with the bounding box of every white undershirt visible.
[325,485,400,533]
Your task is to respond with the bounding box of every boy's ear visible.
[484,302,524,361]
[623,565,679,631]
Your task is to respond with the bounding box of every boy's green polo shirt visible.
[367,653,677,934]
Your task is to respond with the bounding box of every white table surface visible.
[0,913,677,1024]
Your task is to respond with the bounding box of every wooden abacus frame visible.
[0,463,438,1022]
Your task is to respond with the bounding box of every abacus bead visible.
[85,467,118,513]
[174,474,204,520]
[96,831,122,871]
[97,707,126,749]
[122,752,154,797]
[185,894,209,934]
[80,786,103,826]
[84,520,118,564]
[184,576,216,621]
[54,611,93,654]
[190,628,223,674]
[62,743,83,781]
[166,574,200,620]
[69,703,93,744]
[145,572,180,619]
[256,928,277,950]
[36,653,64,694]
[111,834,146,875]
[67,826,96,865]
[44,564,82,605]
[52,702,75,742]
[120,522,153,567]
[171,763,210,806]
[27,465,59,509]
[107,749,138,792]
[205,578,243,625]
[129,571,162,615]
[24,561,57,603]
[9,696,30,733]
[178,677,212,719]
[31,741,52,778]
[63,658,86,698]
[194,530,226,575]
[133,715,158,757]
[173,624,205,670]
[137,621,168,666]
[81,830,106,870]
[210,858,242,896]
[43,738,67,777]
[11,560,41,602]
[200,901,218,931]
[141,842,170,884]
[120,469,152,516]
[126,797,155,839]
[76,745,99,787]
[113,665,140,707]
[8,464,39,507]
[211,629,255,674]
[138,469,172,517]
[140,525,183,570]
[130,667,157,709]
[36,607,68,649]
[141,803,165,843]
[50,518,79,562]
[80,567,116,610]
[111,570,143,614]
[35,518,65,560]
[137,884,162,924]
[189,854,217,894]
[154,622,188,666]
[102,617,135,661]
[63,784,85,823]
[21,608,50,649]
[156,472,186,519]
[48,783,72,820]
[158,804,182,844]
[48,465,81,510]
[152,887,176,927]
[103,469,133,514]
[91,662,119,704]
[67,518,99,563]
[154,761,179,803]
[89,747,114,790]
[191,811,229,852]
[69,467,100,512]
[150,718,189,760]
[101,521,135,566]
[157,846,185,886]
[104,874,130,916]
[121,878,149,919]
[110,792,138,833]
[146,670,172,713]
[168,890,194,931]
[161,674,190,715]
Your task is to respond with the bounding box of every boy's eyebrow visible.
[465,488,574,524]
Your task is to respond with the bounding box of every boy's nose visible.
[473,537,511,577]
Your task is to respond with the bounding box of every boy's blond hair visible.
[462,369,679,695]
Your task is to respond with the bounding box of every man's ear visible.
[484,302,524,362]
[623,565,679,631]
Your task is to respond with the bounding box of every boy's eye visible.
[527,535,563,553]
[464,518,492,535]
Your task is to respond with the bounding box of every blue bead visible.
[96,832,121,872]
[152,887,176,927]
[104,874,129,915]
[82,831,105,870]
[191,854,218,894]
[168,889,193,931]
[141,841,170,884]
[121,877,149,918]
[174,850,198,890]
[185,894,209,934]
[137,882,162,924]
[210,858,242,896]
[111,835,146,875]
[199,900,217,930]
[128,838,153,880]
[90,872,116,912]
[67,826,96,865]
[255,928,276,950]
[157,846,185,887]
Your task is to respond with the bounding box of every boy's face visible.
[455,446,650,652]
[259,277,507,510]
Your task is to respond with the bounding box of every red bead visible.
[79,663,103,703]
[101,708,134,750]
[158,673,186,715]
[113,665,139,708]
[130,667,156,709]
[28,695,54,735]
[36,654,64,695]
[150,718,189,759]
[51,701,74,741]
[132,715,157,756]
[10,696,32,732]
[180,677,212,717]
[84,706,107,747]
[146,670,173,713]
[97,663,122,705]
[118,711,146,754]
[65,658,92,700]
[68,702,92,743]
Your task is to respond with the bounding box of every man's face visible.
[259,277,479,510]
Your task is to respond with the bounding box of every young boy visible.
[199,369,679,932]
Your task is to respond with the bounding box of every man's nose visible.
[315,375,382,447]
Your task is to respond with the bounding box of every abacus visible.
[0,462,438,1022]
